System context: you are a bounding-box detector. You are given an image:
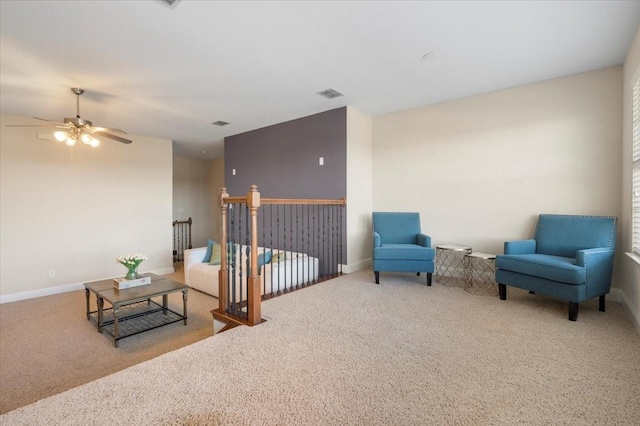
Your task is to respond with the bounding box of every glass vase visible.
[125,266,139,280]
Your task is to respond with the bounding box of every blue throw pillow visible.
[259,251,273,272]
[245,249,272,275]
[202,239,216,263]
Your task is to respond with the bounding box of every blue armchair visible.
[372,212,435,285]
[495,214,617,321]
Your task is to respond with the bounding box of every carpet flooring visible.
[1,270,639,425]
[0,264,218,415]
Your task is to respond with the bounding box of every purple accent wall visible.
[224,107,347,263]
[224,107,346,198]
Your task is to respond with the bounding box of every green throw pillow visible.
[208,243,222,265]
[202,239,217,263]
[271,252,287,263]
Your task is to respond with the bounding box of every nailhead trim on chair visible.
[535,214,617,249]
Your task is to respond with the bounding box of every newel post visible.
[218,187,229,312]
[246,185,261,325]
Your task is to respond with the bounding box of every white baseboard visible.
[0,266,176,304]
[0,281,86,304]
[611,288,640,335]
[608,287,624,303]
[342,258,372,274]
[153,267,176,276]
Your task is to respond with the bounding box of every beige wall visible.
[622,28,640,325]
[373,67,623,276]
[0,114,173,301]
[173,156,215,248]
[346,107,374,272]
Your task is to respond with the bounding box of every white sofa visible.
[184,246,320,299]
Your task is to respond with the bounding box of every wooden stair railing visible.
[211,185,345,334]
[172,217,192,262]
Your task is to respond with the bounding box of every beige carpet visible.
[2,270,639,425]
[0,264,218,414]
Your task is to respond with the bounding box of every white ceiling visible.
[1,0,639,160]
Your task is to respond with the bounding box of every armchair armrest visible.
[576,248,615,295]
[417,233,431,247]
[373,232,381,248]
[504,239,536,255]
[576,247,613,266]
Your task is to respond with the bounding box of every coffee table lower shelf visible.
[89,300,186,346]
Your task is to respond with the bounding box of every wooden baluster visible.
[218,188,229,312]
[246,185,261,325]
[339,204,343,274]
[187,217,193,250]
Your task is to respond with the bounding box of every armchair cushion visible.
[374,244,435,261]
[496,254,585,285]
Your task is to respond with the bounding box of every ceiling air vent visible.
[317,88,345,99]
[158,0,181,7]
[211,121,229,126]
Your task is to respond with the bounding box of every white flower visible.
[116,253,148,266]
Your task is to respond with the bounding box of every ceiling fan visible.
[6,88,132,147]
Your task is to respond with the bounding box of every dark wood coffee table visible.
[84,274,188,347]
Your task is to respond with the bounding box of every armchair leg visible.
[374,271,379,285]
[427,273,432,286]
[499,284,506,300]
[529,291,536,294]
[569,302,579,321]
[599,295,605,312]
[417,272,420,276]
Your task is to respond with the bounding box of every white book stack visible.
[113,275,152,290]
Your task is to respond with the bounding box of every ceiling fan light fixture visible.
[80,132,100,148]
[6,87,132,146]
[54,131,68,142]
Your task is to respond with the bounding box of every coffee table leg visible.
[163,294,168,315]
[97,297,104,333]
[85,289,90,320]
[183,290,188,325]
[113,305,120,348]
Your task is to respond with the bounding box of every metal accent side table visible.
[464,252,498,296]
[435,244,472,287]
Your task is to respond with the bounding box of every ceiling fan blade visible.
[92,126,127,134]
[93,131,132,144]
[6,117,70,128]
[5,124,69,128]
[33,117,70,125]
